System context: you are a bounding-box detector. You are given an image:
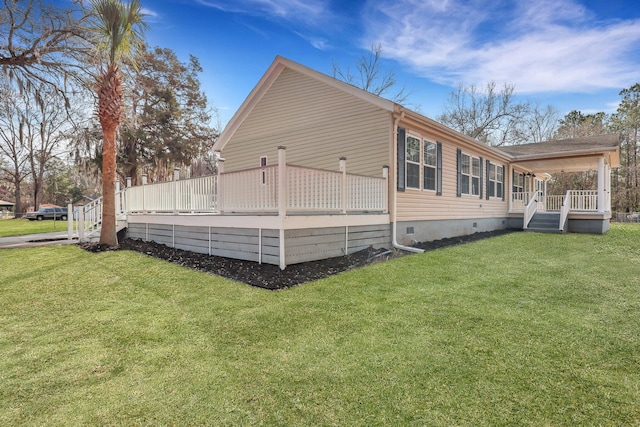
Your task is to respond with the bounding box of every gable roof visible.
[500,134,620,172]
[214,56,395,152]
[214,55,620,172]
[499,134,620,159]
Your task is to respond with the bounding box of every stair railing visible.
[523,191,540,229]
[77,186,127,241]
[559,190,571,232]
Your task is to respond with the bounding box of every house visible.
[114,56,619,269]
[0,199,14,219]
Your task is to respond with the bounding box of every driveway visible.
[0,231,78,249]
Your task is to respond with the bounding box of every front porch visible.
[509,189,611,233]
[503,136,618,234]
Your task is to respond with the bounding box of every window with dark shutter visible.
[479,157,483,199]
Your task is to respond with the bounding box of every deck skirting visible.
[126,214,391,267]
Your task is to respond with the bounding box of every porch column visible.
[598,157,605,213]
[605,163,612,212]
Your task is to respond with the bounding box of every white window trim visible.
[405,133,439,192]
[423,139,437,192]
[460,152,480,196]
[488,162,504,199]
[406,134,421,190]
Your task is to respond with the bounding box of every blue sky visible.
[141,0,640,128]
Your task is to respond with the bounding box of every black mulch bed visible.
[79,229,516,290]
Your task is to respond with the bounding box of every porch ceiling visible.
[512,154,608,173]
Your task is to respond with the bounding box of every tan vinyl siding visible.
[396,128,509,221]
[222,68,390,177]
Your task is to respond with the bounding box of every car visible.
[26,207,68,221]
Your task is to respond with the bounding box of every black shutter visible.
[486,159,490,200]
[456,148,462,197]
[436,142,443,196]
[501,166,506,201]
[479,156,483,199]
[397,127,406,192]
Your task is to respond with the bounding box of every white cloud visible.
[141,7,160,22]
[364,0,640,93]
[193,0,331,27]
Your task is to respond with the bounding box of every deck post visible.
[126,177,132,187]
[142,174,147,212]
[597,157,605,213]
[278,146,287,270]
[115,180,121,216]
[67,203,73,241]
[174,167,180,213]
[340,157,347,214]
[78,205,85,241]
[217,158,225,213]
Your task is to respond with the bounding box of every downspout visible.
[392,110,424,254]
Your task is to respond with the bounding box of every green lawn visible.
[1,224,639,426]
[0,218,70,237]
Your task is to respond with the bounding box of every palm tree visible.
[90,0,146,246]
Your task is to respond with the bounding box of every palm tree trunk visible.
[99,125,118,245]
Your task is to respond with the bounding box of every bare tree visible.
[0,0,90,104]
[332,44,409,104]
[10,85,72,209]
[0,82,30,214]
[438,81,536,146]
[523,103,560,143]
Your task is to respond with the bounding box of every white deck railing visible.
[125,161,387,215]
[220,166,279,212]
[545,195,564,211]
[511,191,538,212]
[567,190,598,211]
[512,190,599,214]
[127,175,218,213]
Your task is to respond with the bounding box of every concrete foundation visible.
[568,218,610,234]
[395,217,509,246]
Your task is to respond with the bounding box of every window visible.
[497,165,504,198]
[459,153,480,196]
[460,154,470,194]
[260,156,268,185]
[487,163,504,198]
[471,157,481,196]
[406,136,421,189]
[423,140,437,191]
[489,164,496,197]
[400,133,442,194]
[513,171,524,193]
